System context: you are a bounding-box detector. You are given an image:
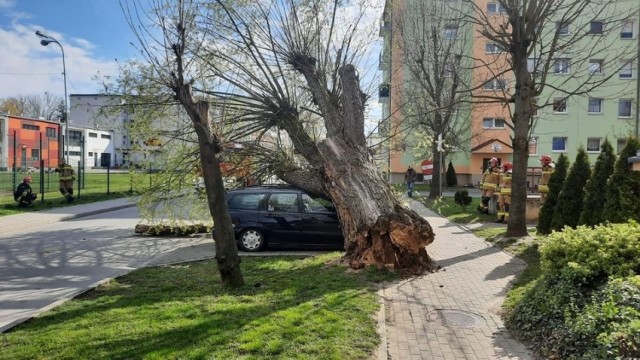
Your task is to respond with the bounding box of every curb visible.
[59,203,137,221]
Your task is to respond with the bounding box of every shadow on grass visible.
[2,255,398,359]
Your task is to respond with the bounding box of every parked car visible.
[226,186,344,251]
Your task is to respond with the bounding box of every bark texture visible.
[291,63,436,272]
[174,84,244,287]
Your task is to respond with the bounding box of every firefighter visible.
[496,162,512,223]
[478,157,500,214]
[14,176,37,207]
[538,154,555,204]
[55,159,76,203]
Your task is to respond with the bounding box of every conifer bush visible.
[551,147,591,231]
[579,138,615,226]
[537,153,568,235]
[604,137,640,224]
[446,161,458,187]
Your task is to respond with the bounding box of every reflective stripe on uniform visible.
[538,185,549,192]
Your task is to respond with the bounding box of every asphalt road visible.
[0,206,210,332]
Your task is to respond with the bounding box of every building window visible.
[483,78,507,90]
[621,21,634,39]
[88,152,94,157]
[588,59,603,75]
[444,26,458,40]
[553,98,567,113]
[485,42,504,53]
[46,127,57,138]
[588,21,604,34]
[89,132,98,138]
[486,2,506,13]
[31,149,40,160]
[588,98,603,113]
[22,124,40,131]
[617,138,627,153]
[444,63,454,78]
[101,134,112,139]
[552,137,567,152]
[483,117,506,129]
[557,22,570,35]
[587,138,601,152]
[618,99,632,117]
[529,137,538,156]
[619,61,633,79]
[527,58,539,74]
[553,58,571,74]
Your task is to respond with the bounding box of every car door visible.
[260,192,303,245]
[300,193,344,248]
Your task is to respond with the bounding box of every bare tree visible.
[121,0,244,286]
[0,93,63,119]
[195,0,436,272]
[396,0,474,198]
[463,0,639,236]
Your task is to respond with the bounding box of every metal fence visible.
[1,163,137,206]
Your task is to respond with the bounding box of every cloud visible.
[0,0,14,9]
[0,23,117,99]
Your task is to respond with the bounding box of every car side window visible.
[267,193,300,213]
[228,193,266,210]
[302,194,336,214]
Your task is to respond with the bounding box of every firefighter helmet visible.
[23,176,32,182]
[540,154,552,164]
[489,157,498,164]
[502,162,513,171]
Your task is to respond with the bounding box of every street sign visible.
[421,160,433,180]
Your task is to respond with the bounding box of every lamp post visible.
[35,30,69,163]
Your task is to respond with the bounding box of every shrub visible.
[537,153,569,235]
[541,221,640,279]
[604,137,640,224]
[551,147,591,232]
[507,222,640,359]
[453,190,472,211]
[446,161,458,187]
[579,138,615,227]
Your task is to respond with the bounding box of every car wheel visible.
[239,229,265,252]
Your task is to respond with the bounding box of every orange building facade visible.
[0,114,62,171]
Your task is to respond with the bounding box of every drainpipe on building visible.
[635,16,640,137]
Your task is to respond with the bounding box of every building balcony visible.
[379,84,390,103]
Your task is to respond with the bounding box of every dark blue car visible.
[226,186,344,251]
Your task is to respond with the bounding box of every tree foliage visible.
[551,147,591,231]
[604,137,640,224]
[578,138,615,226]
[0,93,63,120]
[537,153,568,235]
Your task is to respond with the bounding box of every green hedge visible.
[506,221,640,359]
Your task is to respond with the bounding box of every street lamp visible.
[35,30,69,163]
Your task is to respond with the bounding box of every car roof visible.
[227,185,300,194]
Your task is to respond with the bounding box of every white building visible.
[70,94,132,167]
[65,126,115,168]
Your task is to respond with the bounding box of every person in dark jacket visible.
[14,176,37,207]
[404,166,417,197]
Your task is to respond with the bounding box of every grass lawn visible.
[1,253,398,360]
[419,195,496,223]
[0,173,149,216]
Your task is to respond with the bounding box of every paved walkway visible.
[0,197,534,359]
[380,198,533,359]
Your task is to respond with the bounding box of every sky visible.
[0,0,140,99]
[0,0,383,128]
